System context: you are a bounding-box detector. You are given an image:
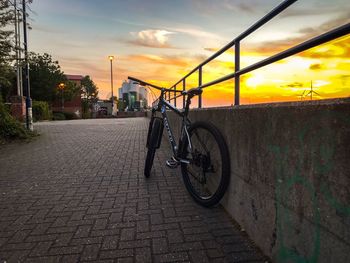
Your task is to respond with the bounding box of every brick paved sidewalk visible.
[0,118,267,263]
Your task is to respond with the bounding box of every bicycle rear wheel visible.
[181,121,230,207]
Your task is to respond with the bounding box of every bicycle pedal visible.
[165,157,179,169]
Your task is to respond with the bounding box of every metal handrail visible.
[170,0,297,89]
[195,23,350,90]
[133,0,350,108]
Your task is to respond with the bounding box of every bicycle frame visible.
[128,76,195,160]
[152,89,192,160]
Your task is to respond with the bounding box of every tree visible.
[0,0,14,64]
[0,0,15,99]
[81,75,98,101]
[0,63,15,100]
[29,52,66,102]
[60,80,80,102]
[81,75,99,118]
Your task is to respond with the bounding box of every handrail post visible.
[182,79,186,109]
[198,66,202,108]
[174,85,177,107]
[234,41,240,106]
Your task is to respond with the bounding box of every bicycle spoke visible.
[181,121,230,207]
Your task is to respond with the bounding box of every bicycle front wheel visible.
[181,121,230,207]
[144,148,156,178]
[144,117,163,178]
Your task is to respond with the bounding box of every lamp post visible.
[58,83,65,111]
[108,55,114,114]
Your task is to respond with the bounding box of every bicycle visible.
[128,77,230,207]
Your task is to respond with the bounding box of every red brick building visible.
[52,74,84,117]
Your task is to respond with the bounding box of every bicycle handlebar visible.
[128,76,182,93]
[128,76,202,107]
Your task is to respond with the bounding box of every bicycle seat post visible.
[183,94,191,117]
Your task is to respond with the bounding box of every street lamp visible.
[108,55,114,114]
[58,83,65,111]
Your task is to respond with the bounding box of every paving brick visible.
[0,118,267,262]
[167,229,184,243]
[25,255,61,263]
[60,254,80,263]
[207,248,225,259]
[6,249,31,262]
[1,242,35,250]
[101,236,118,250]
[99,249,134,259]
[48,245,83,255]
[70,237,103,246]
[189,250,210,263]
[119,239,150,249]
[90,229,119,237]
[81,244,101,261]
[117,258,134,263]
[152,237,169,254]
[156,252,189,262]
[136,247,152,263]
[110,212,123,223]
[136,219,150,233]
[120,228,135,241]
[52,232,74,247]
[47,226,76,234]
[93,218,108,230]
[152,223,178,231]
[150,213,164,225]
[170,241,204,252]
[30,241,52,257]
[137,230,166,240]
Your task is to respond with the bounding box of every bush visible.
[0,96,31,142]
[52,112,65,120]
[52,111,78,120]
[62,111,77,120]
[32,100,51,122]
[82,111,91,119]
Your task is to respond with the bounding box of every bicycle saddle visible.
[182,88,203,98]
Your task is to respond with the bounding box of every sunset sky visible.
[29,0,350,107]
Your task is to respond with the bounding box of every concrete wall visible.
[164,98,350,263]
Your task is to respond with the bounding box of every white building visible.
[118,80,148,111]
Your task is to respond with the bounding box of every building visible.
[93,100,113,117]
[52,74,84,117]
[118,80,148,111]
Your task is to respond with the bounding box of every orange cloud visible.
[309,63,324,70]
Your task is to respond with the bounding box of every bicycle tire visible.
[144,148,156,178]
[144,117,163,177]
[181,121,230,207]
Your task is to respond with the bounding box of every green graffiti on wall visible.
[270,111,350,263]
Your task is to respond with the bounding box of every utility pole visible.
[22,0,33,130]
[17,9,23,96]
[14,0,21,96]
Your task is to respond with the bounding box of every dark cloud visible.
[246,13,350,58]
